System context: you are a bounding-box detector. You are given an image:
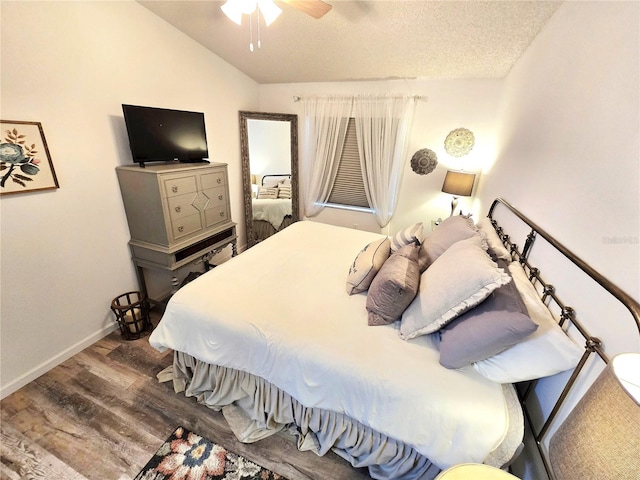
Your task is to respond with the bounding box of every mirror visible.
[240,111,299,248]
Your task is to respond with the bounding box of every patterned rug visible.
[135,426,287,480]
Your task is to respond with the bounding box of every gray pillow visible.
[400,235,512,340]
[438,265,538,369]
[366,242,420,326]
[419,214,477,272]
[346,237,391,295]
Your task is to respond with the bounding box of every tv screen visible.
[122,104,209,166]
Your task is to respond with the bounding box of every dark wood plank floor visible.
[0,312,371,480]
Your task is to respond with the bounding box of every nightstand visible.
[436,464,520,479]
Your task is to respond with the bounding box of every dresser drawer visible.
[203,186,227,208]
[163,175,197,198]
[201,171,226,189]
[167,192,200,220]
[170,213,202,240]
[205,205,229,227]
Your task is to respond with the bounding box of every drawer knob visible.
[218,195,223,200]
[178,226,184,232]
[217,178,222,184]
[172,186,178,193]
[175,206,181,213]
[219,212,225,217]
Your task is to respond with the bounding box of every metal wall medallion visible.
[444,128,475,157]
[410,148,438,175]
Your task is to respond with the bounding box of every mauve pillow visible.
[346,237,391,295]
[472,262,583,383]
[438,265,538,369]
[418,215,477,272]
[366,242,420,326]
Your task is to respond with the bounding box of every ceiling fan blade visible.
[280,0,332,19]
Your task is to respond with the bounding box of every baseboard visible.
[0,323,119,400]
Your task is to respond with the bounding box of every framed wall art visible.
[1,120,59,195]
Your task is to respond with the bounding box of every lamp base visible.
[449,196,459,217]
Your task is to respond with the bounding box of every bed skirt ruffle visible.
[172,351,442,480]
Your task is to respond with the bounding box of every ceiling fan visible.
[221,0,331,51]
[279,0,332,19]
[221,0,332,26]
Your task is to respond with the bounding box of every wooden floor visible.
[0,312,371,480]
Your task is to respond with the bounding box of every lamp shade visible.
[549,353,640,480]
[441,170,475,197]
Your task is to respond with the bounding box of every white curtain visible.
[354,96,417,227]
[301,96,353,218]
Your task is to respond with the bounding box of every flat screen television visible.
[122,104,209,167]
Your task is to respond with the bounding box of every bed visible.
[149,198,640,479]
[251,174,294,242]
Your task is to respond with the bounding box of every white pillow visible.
[476,217,511,261]
[473,262,584,383]
[390,222,423,252]
[257,186,278,199]
[277,184,292,199]
[346,237,390,295]
[399,235,511,340]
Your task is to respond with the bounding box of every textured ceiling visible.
[139,0,562,84]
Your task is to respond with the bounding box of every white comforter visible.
[251,198,291,229]
[150,221,514,469]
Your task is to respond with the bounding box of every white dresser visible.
[116,162,237,303]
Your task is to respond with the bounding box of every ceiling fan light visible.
[258,0,282,26]
[221,0,245,25]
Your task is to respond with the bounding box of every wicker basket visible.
[110,291,151,340]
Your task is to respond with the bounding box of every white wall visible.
[479,1,639,302]
[0,0,259,398]
[258,79,503,233]
[247,119,291,180]
[475,2,639,478]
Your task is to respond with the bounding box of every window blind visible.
[328,118,370,208]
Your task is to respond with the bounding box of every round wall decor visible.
[410,148,438,175]
[444,128,475,157]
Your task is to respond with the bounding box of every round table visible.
[435,464,520,479]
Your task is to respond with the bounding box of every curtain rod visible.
[292,94,427,102]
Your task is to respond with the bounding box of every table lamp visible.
[441,170,475,216]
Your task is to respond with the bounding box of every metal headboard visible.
[261,173,291,186]
[487,198,640,479]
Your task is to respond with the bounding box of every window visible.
[327,118,371,210]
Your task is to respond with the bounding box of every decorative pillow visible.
[346,238,391,295]
[366,243,420,326]
[390,223,423,252]
[400,235,511,340]
[257,187,278,199]
[472,262,584,383]
[438,263,538,369]
[476,217,511,262]
[418,215,477,272]
[277,184,292,199]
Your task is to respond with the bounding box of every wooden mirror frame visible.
[239,111,299,249]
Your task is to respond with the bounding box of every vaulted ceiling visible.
[139,0,563,84]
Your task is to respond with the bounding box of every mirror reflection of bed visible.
[251,173,294,242]
[240,111,299,248]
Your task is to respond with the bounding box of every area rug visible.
[134,426,287,480]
